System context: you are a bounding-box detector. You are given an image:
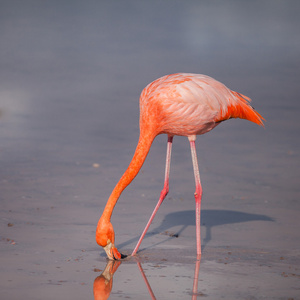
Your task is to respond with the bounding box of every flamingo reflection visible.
[137,255,202,299]
[93,260,121,300]
[136,261,156,299]
[93,255,202,299]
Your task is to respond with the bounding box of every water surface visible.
[1,1,299,299]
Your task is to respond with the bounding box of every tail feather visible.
[217,91,264,127]
[233,91,265,126]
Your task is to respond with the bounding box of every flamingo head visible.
[96,219,126,260]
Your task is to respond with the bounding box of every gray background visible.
[1,1,299,299]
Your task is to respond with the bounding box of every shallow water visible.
[1,1,300,299]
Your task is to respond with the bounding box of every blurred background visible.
[1,0,299,198]
[0,1,299,298]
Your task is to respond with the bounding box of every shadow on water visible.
[117,209,274,251]
[93,255,202,300]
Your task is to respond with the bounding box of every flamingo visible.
[96,73,264,260]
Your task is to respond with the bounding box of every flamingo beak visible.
[103,242,127,260]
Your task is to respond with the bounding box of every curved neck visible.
[101,131,156,222]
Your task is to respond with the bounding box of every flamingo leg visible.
[189,139,202,256]
[192,256,201,299]
[131,135,173,256]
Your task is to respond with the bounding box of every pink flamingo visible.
[96,73,264,260]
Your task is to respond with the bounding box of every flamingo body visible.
[96,73,264,260]
[140,73,263,137]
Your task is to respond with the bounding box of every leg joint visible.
[160,186,169,199]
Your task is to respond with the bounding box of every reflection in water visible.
[93,260,121,300]
[93,255,202,299]
[137,261,156,300]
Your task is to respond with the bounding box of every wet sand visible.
[1,1,299,299]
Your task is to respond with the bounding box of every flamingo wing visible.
[141,73,236,136]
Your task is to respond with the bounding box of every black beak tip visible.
[113,252,127,260]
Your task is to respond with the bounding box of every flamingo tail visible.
[217,91,264,126]
[233,91,264,126]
